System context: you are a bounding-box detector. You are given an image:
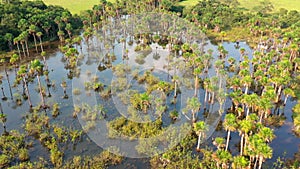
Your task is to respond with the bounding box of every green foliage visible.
[108,116,163,139]
[0,0,82,52]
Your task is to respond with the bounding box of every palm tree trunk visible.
[246,106,250,116]
[39,37,44,52]
[21,43,26,58]
[258,156,263,169]
[245,86,248,95]
[197,132,202,150]
[25,40,30,57]
[284,95,289,105]
[23,77,32,107]
[211,92,215,104]
[276,85,282,103]
[204,89,208,110]
[37,75,46,108]
[192,111,196,123]
[259,111,264,123]
[194,75,198,97]
[225,130,230,151]
[174,81,177,98]
[33,34,38,53]
[5,68,13,100]
[240,133,244,155]
[16,43,21,59]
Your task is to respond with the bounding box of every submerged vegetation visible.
[0,0,299,168]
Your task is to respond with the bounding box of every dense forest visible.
[0,0,299,168]
[0,0,82,52]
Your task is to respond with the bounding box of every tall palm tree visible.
[13,37,22,58]
[17,65,32,107]
[9,54,19,77]
[258,143,272,169]
[214,149,232,168]
[30,59,46,109]
[283,87,295,106]
[223,113,238,151]
[193,121,208,151]
[65,23,73,39]
[238,119,252,155]
[172,75,179,98]
[20,31,30,57]
[184,97,201,123]
[4,33,13,51]
[257,97,272,122]
[29,24,39,53]
[16,36,26,58]
[240,75,252,95]
[193,67,201,97]
[36,32,44,53]
[257,126,275,143]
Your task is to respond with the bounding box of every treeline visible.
[183,0,300,32]
[0,0,82,52]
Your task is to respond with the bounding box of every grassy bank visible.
[43,0,300,14]
[42,0,114,14]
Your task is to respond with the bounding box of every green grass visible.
[42,0,114,14]
[178,0,200,7]
[179,0,300,11]
[238,0,300,12]
[43,0,299,14]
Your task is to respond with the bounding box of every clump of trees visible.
[0,0,82,52]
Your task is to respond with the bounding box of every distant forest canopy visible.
[0,0,300,52]
[0,0,82,52]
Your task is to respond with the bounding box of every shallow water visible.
[0,37,299,167]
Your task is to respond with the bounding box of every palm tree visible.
[16,36,27,58]
[223,113,238,151]
[203,78,210,109]
[257,143,272,169]
[20,31,30,57]
[172,75,179,98]
[240,75,252,95]
[29,24,39,53]
[184,97,201,123]
[213,137,225,150]
[17,65,32,107]
[241,94,253,117]
[257,97,272,122]
[65,23,73,39]
[4,33,13,51]
[57,30,65,44]
[238,119,252,155]
[283,87,295,106]
[257,126,275,143]
[193,67,201,97]
[13,37,22,58]
[36,32,44,53]
[232,155,249,169]
[214,149,232,168]
[30,59,46,109]
[9,54,19,77]
[193,121,208,151]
